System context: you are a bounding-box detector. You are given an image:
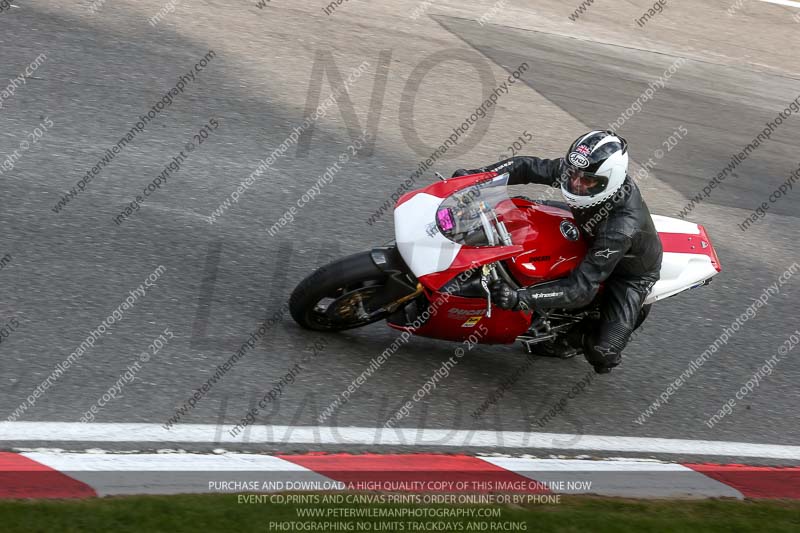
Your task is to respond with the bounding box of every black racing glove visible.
[490,280,532,311]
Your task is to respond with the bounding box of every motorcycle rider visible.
[453,130,663,374]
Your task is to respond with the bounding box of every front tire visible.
[289,252,394,331]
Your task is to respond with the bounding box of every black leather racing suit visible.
[459,156,663,370]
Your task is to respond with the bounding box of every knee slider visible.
[585,323,632,368]
[604,323,633,353]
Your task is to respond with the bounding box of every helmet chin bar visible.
[561,180,625,210]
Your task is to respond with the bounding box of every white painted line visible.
[23,452,342,497]
[3,422,800,460]
[23,452,313,471]
[759,0,800,9]
[482,458,744,499]
[484,458,691,471]
[16,453,749,498]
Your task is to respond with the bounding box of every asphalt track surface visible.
[0,1,798,464]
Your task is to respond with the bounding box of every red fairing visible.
[419,246,523,291]
[660,226,722,272]
[387,291,532,344]
[401,197,590,344]
[419,198,588,291]
[387,170,721,346]
[501,200,588,286]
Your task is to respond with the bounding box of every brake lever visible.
[481,264,498,318]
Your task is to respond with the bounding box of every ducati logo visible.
[595,248,619,259]
[448,308,486,317]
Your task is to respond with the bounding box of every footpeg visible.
[521,339,536,355]
[519,336,579,359]
[519,335,555,353]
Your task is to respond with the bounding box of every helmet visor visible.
[565,167,609,196]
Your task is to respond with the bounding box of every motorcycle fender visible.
[370,246,408,274]
[370,246,419,305]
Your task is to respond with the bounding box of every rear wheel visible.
[289,252,395,331]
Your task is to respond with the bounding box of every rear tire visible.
[289,252,393,332]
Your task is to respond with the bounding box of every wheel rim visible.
[307,280,390,329]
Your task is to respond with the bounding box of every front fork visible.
[370,246,422,313]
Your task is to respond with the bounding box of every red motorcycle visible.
[289,171,721,351]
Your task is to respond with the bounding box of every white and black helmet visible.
[561,130,629,209]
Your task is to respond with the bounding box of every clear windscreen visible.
[436,173,517,247]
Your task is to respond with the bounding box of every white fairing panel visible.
[646,215,718,305]
[394,193,461,278]
[645,252,717,304]
[651,214,700,235]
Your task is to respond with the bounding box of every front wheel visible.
[289,252,395,331]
